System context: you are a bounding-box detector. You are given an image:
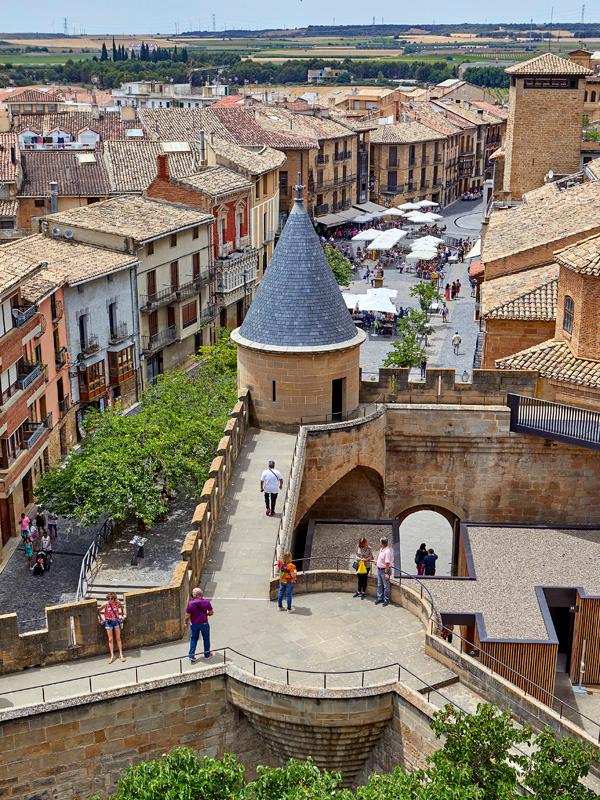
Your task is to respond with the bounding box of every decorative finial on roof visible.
[294,172,304,203]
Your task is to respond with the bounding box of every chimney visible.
[49,181,58,213]
[199,130,206,164]
[157,153,169,181]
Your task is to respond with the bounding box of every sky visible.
[3,1,600,34]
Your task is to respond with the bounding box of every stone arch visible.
[391,497,464,575]
[300,465,385,524]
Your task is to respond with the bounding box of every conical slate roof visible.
[237,191,360,349]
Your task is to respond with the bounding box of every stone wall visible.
[0,391,250,675]
[292,402,600,533]
[359,367,538,406]
[556,266,600,361]
[482,318,556,368]
[0,663,441,798]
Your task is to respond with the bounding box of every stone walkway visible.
[0,429,459,708]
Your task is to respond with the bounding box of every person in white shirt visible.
[375,537,394,607]
[260,460,283,517]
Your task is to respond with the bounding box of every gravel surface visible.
[308,522,394,570]
[427,526,600,639]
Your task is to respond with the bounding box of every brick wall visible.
[556,267,600,360]
[503,78,586,200]
[482,318,556,367]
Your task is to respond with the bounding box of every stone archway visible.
[391,498,464,577]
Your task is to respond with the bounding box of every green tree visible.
[100,43,108,61]
[111,749,245,800]
[112,36,118,61]
[35,331,238,528]
[427,704,529,800]
[383,318,424,367]
[323,245,353,287]
[523,727,598,800]
[246,758,352,800]
[409,281,439,320]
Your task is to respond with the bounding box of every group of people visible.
[19,509,58,574]
[414,543,439,576]
[444,280,462,302]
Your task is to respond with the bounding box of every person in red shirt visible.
[185,587,214,663]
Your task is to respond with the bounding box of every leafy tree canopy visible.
[35,331,238,527]
[324,245,353,287]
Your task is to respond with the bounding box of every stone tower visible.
[232,182,365,431]
[502,53,592,200]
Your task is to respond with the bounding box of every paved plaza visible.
[350,198,482,378]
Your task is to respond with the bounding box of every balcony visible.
[380,185,403,195]
[420,181,430,189]
[317,154,329,165]
[79,374,107,403]
[141,275,212,311]
[216,249,259,295]
[51,298,63,323]
[333,201,352,212]
[142,326,177,354]
[385,160,399,169]
[408,158,416,167]
[200,303,217,325]
[315,203,329,215]
[58,395,70,419]
[507,394,600,452]
[109,362,135,386]
[22,415,52,449]
[12,305,37,328]
[109,322,129,345]
[236,235,250,250]
[81,335,100,357]
[434,154,443,164]
[18,362,43,391]
[315,174,356,192]
[334,150,352,161]
[55,347,68,371]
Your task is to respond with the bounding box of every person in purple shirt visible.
[185,587,214,663]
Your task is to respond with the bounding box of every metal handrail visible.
[75,520,114,602]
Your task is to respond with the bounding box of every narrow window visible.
[563,295,574,334]
[272,381,276,402]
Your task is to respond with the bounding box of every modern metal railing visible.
[507,394,600,451]
[75,519,115,602]
[17,362,42,390]
[12,304,37,328]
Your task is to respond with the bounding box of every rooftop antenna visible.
[294,172,304,202]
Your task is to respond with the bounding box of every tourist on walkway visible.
[375,537,393,607]
[40,531,52,569]
[260,460,283,517]
[185,587,213,663]
[419,355,427,381]
[451,281,457,300]
[23,535,33,569]
[452,332,461,355]
[455,279,461,298]
[441,302,449,323]
[47,511,58,539]
[354,537,373,598]
[20,512,30,540]
[444,284,451,302]
[98,592,126,664]
[423,549,439,576]
[415,543,428,576]
[35,509,46,535]
[277,551,297,612]
[31,553,46,576]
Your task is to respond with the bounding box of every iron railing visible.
[17,362,43,390]
[108,322,128,344]
[12,304,37,328]
[507,394,600,451]
[22,414,52,448]
[75,519,115,602]
[81,335,100,357]
[142,326,177,354]
[58,395,70,419]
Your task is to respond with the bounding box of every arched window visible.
[563,295,574,334]
[591,91,597,103]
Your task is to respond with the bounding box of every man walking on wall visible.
[260,460,283,517]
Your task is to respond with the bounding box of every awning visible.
[367,229,407,251]
[381,208,405,217]
[416,199,439,208]
[351,228,381,242]
[353,201,387,214]
[411,235,444,247]
[466,238,481,259]
[314,212,348,227]
[398,202,422,211]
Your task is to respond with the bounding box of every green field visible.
[0,51,97,65]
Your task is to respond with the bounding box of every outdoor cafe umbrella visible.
[416,199,439,209]
[406,248,438,261]
[351,228,380,242]
[411,235,444,248]
[351,213,375,224]
[355,294,398,314]
[421,212,443,222]
[398,202,422,211]
[466,238,481,259]
[381,208,405,217]
[367,287,398,299]
[342,292,360,309]
[405,211,434,223]
[366,229,407,250]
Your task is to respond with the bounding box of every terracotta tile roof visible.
[406,104,463,136]
[585,157,600,181]
[482,262,559,320]
[174,166,251,197]
[471,101,508,121]
[139,107,234,142]
[0,245,45,296]
[10,234,138,297]
[19,150,111,197]
[555,232,600,276]
[505,52,592,76]
[215,107,317,149]
[431,101,492,126]
[210,138,286,175]
[211,95,245,108]
[0,133,19,182]
[252,107,350,144]
[496,339,600,387]
[14,111,144,142]
[45,195,212,243]
[103,140,198,193]
[0,199,18,217]
[329,112,379,132]
[482,180,600,264]
[6,88,61,104]
[370,121,445,144]
[428,102,477,130]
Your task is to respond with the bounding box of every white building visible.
[111,81,230,110]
